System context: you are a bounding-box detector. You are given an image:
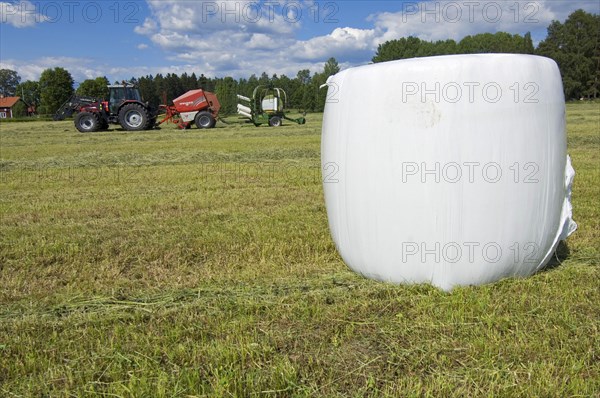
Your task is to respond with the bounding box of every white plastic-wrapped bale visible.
[321,54,577,291]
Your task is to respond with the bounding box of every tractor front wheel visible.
[75,112,100,133]
[195,111,215,129]
[119,103,149,131]
[269,116,282,127]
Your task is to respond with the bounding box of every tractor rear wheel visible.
[118,103,149,131]
[269,116,282,127]
[75,112,100,133]
[195,111,215,129]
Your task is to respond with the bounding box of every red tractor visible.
[54,83,156,132]
[54,83,221,132]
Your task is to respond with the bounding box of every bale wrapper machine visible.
[237,85,306,127]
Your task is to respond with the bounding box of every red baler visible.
[157,89,221,129]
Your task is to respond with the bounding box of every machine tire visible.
[75,112,100,133]
[118,103,149,131]
[269,116,282,127]
[195,111,215,129]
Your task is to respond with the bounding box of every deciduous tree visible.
[0,69,21,96]
[76,77,109,99]
[39,67,74,114]
[536,9,600,99]
[16,80,40,106]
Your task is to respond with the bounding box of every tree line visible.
[0,9,596,117]
[372,32,534,62]
[0,58,340,117]
[135,58,339,115]
[372,10,599,99]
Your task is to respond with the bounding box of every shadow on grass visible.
[542,240,571,272]
[110,127,163,132]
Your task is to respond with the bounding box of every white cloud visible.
[0,54,327,86]
[3,1,596,82]
[128,0,597,78]
[298,1,600,67]
[370,0,599,44]
[144,0,298,35]
[247,33,274,49]
[134,17,158,35]
[130,0,317,76]
[292,27,377,61]
[0,57,101,82]
[0,1,47,28]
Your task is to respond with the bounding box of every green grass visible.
[0,105,598,397]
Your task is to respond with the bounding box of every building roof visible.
[0,96,21,108]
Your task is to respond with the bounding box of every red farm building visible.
[0,96,21,118]
[0,95,35,118]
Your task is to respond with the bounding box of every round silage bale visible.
[321,54,577,290]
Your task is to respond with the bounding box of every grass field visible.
[0,104,598,397]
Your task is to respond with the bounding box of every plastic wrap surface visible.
[321,54,576,290]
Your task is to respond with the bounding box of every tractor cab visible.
[108,84,142,114]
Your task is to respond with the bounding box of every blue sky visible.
[1,0,598,84]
